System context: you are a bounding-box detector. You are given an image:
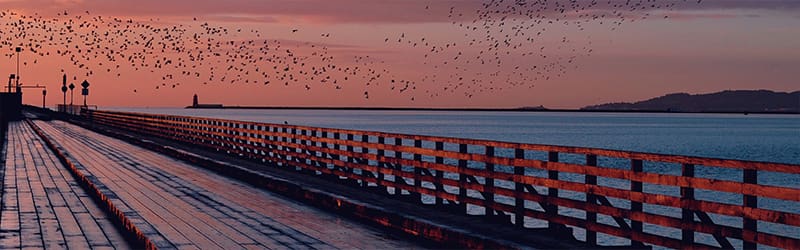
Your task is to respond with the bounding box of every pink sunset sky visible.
[0,0,798,108]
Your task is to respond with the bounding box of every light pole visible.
[61,74,68,111]
[15,47,21,90]
[69,83,75,105]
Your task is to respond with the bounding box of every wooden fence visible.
[83,110,799,249]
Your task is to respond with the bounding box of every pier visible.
[1,107,798,249]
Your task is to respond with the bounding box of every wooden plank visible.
[38,119,420,249]
[743,168,758,249]
[546,151,560,230]
[585,155,597,246]
[5,122,131,249]
[484,146,495,219]
[458,143,468,214]
[631,159,644,246]
[514,148,525,228]
[680,163,694,247]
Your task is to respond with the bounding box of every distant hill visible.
[582,90,800,113]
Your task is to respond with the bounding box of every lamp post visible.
[15,47,21,90]
[69,83,75,105]
[61,74,68,111]
[81,80,90,108]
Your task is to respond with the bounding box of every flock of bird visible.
[0,0,702,101]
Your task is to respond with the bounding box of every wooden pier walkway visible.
[2,107,798,249]
[2,119,423,249]
[1,121,129,249]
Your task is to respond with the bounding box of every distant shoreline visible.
[184,106,799,115]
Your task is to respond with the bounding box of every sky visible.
[1,0,798,108]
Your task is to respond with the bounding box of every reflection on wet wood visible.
[1,121,129,249]
[28,119,421,250]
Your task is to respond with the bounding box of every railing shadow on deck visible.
[81,109,799,249]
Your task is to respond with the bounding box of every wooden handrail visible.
[83,110,800,249]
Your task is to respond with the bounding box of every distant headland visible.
[186,90,800,114]
[582,90,799,114]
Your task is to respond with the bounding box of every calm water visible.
[108,107,799,248]
[110,107,800,164]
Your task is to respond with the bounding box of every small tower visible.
[193,94,199,107]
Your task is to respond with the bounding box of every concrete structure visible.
[0,92,22,121]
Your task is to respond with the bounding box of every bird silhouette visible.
[0,1,701,101]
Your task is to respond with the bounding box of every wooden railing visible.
[83,110,800,249]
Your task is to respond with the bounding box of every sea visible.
[108,107,799,248]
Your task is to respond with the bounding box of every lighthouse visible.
[192,94,198,107]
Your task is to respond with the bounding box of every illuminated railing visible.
[83,110,799,249]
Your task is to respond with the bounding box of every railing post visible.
[333,132,341,179]
[681,163,695,247]
[514,148,525,228]
[377,136,386,190]
[413,140,422,202]
[394,138,403,196]
[361,135,369,188]
[586,154,598,246]
[743,168,758,249]
[458,144,468,214]
[547,152,560,230]
[310,130,320,175]
[258,125,267,155]
[272,126,280,163]
[290,127,299,169]
[281,127,289,168]
[631,159,644,246]
[435,141,444,206]
[485,146,495,219]
[346,134,355,177]
[300,129,309,172]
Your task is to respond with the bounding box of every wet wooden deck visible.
[1,121,130,249]
[27,120,421,249]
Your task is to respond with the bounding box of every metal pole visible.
[62,74,68,112]
[15,47,20,90]
[70,83,75,105]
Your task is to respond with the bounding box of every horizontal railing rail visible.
[83,110,800,249]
